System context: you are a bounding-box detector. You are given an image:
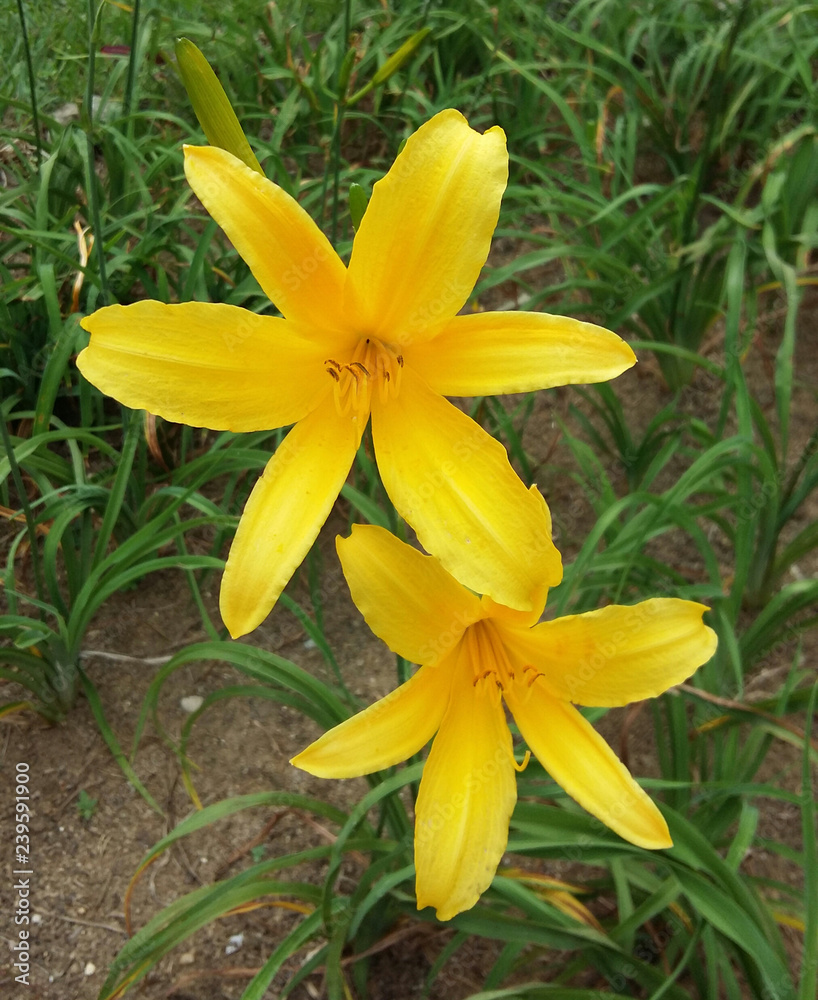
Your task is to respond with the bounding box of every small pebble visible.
[180,695,204,713]
[84,963,96,976]
[179,951,195,965]
[225,933,244,956]
[54,102,80,125]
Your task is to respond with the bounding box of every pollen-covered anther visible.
[472,669,496,687]
[523,665,543,687]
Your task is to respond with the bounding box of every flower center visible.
[324,337,404,424]
[468,620,513,696]
[466,621,531,772]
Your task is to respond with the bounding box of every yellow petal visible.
[501,599,717,707]
[514,484,553,618]
[291,658,454,778]
[481,596,542,629]
[184,146,350,337]
[336,525,483,666]
[415,638,517,920]
[372,368,562,611]
[220,393,359,637]
[504,687,671,849]
[78,302,329,430]
[408,311,636,395]
[344,109,507,344]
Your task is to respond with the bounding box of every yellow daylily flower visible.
[292,525,718,921]
[77,109,636,638]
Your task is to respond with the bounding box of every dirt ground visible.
[1,287,816,999]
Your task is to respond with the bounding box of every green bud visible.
[372,28,431,86]
[347,28,432,107]
[349,183,369,230]
[175,37,263,175]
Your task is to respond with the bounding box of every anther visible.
[326,368,340,382]
[396,355,404,367]
[472,670,504,692]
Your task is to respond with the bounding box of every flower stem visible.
[123,0,141,124]
[85,0,110,304]
[15,0,42,166]
[329,0,353,246]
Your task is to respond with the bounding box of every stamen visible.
[323,338,403,419]
[378,364,391,404]
[513,750,531,773]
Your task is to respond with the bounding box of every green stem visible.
[15,0,42,165]
[85,0,110,304]
[329,114,345,247]
[0,408,46,614]
[330,0,353,246]
[123,0,141,123]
